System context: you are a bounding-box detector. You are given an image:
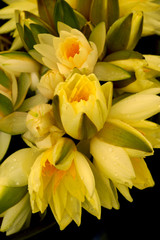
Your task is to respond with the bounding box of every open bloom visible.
[119,0,160,36]
[53,73,111,139]
[34,23,98,77]
[28,138,100,230]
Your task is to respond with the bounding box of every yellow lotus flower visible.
[119,0,160,36]
[106,51,160,93]
[34,22,98,77]
[38,69,64,100]
[90,118,154,202]
[0,0,38,50]
[53,73,112,139]
[28,137,100,230]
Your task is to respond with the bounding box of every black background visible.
[0,3,160,238]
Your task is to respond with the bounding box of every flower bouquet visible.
[0,0,160,238]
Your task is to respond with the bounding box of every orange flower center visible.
[42,159,76,192]
[63,38,80,59]
[69,76,96,103]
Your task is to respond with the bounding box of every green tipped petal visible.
[89,22,106,58]
[109,88,160,122]
[0,112,27,135]
[51,138,76,171]
[0,148,40,187]
[0,185,27,214]
[0,132,11,162]
[90,0,119,30]
[97,119,153,153]
[94,62,131,81]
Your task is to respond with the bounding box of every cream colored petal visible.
[91,137,135,186]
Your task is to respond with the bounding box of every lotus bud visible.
[106,11,143,53]
[26,104,55,138]
[109,88,160,122]
[0,193,31,236]
[0,52,40,77]
[38,69,64,99]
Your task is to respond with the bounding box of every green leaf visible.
[14,73,31,111]
[0,112,27,135]
[106,13,132,53]
[0,94,13,117]
[0,185,27,214]
[54,0,80,31]
[37,0,56,29]
[89,22,106,58]
[93,62,131,81]
[97,119,153,153]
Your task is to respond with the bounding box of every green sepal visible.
[52,95,64,130]
[0,112,27,135]
[105,50,144,62]
[0,69,11,90]
[89,22,106,58]
[97,119,153,153]
[80,113,98,139]
[93,62,131,81]
[17,94,47,112]
[90,0,119,30]
[30,23,50,43]
[38,0,56,29]
[0,132,11,162]
[0,94,13,117]
[52,137,76,171]
[24,25,37,50]
[14,73,31,111]
[106,13,132,53]
[54,0,80,31]
[0,185,27,214]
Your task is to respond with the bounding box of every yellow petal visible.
[130,158,155,189]
[74,151,95,197]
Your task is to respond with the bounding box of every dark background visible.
[0,1,160,238]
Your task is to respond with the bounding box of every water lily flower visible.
[0,193,31,236]
[28,137,101,230]
[90,118,154,202]
[119,0,160,36]
[34,22,98,77]
[53,73,112,139]
[38,69,64,100]
[105,51,160,93]
[0,0,38,50]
